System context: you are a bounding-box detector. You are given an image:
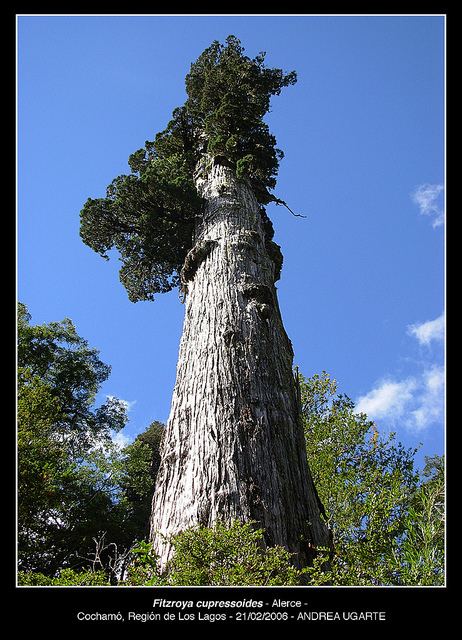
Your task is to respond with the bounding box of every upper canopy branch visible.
[79,35,298,302]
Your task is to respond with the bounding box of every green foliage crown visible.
[80,36,296,302]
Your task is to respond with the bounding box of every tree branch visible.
[271,196,307,218]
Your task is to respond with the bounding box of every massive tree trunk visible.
[150,159,330,570]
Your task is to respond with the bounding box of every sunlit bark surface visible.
[150,161,329,570]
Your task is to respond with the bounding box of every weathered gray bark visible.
[150,159,330,570]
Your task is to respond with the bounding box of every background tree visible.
[72,420,165,581]
[115,421,164,544]
[300,371,443,586]
[392,454,444,585]
[17,303,128,575]
[80,35,331,570]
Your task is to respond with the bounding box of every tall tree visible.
[80,36,330,570]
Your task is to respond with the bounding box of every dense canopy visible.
[80,35,297,302]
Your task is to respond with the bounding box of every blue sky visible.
[17,14,445,469]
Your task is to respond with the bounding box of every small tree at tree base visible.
[124,520,306,586]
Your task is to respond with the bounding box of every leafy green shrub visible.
[124,520,304,586]
[123,540,166,586]
[18,568,109,586]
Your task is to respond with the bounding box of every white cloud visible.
[112,431,132,450]
[424,366,445,394]
[355,366,444,433]
[411,183,444,228]
[407,366,445,431]
[355,378,418,421]
[407,313,445,346]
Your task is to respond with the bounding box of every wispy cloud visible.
[406,366,444,431]
[112,431,133,450]
[355,378,418,422]
[411,183,444,228]
[407,313,445,346]
[355,366,444,433]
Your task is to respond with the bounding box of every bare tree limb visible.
[271,196,307,218]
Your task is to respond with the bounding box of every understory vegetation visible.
[17,304,444,587]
